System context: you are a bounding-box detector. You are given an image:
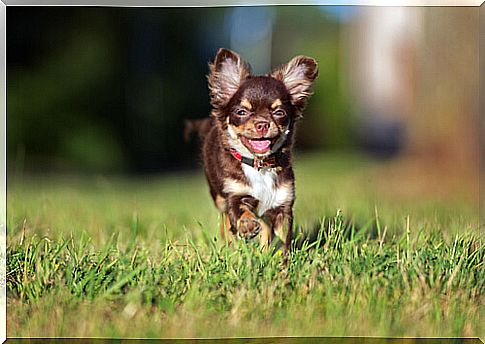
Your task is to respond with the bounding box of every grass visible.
[5,151,483,339]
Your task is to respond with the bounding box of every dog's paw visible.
[237,215,260,239]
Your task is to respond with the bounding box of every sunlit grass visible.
[6,151,483,338]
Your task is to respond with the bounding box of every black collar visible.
[229,148,281,171]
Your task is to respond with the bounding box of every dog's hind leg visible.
[284,211,293,255]
[215,194,233,245]
[220,212,233,245]
[272,208,293,254]
[258,219,272,251]
[274,212,287,243]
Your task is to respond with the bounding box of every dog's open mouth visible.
[239,136,275,154]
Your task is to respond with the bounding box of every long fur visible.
[188,48,318,251]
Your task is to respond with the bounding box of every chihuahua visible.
[188,48,318,252]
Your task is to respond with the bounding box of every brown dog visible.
[188,48,318,252]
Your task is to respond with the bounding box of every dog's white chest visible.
[242,164,291,216]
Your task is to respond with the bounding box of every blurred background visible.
[6,6,480,206]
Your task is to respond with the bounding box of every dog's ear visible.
[272,56,318,112]
[208,48,251,109]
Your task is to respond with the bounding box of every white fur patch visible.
[241,165,293,216]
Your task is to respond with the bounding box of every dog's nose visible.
[255,121,270,134]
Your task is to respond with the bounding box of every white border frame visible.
[2,0,484,5]
[0,2,482,343]
[0,1,6,343]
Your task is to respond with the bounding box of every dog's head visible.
[208,48,318,157]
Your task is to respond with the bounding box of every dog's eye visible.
[236,109,249,117]
[273,109,287,118]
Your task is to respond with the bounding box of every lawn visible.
[5,151,483,339]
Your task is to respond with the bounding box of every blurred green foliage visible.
[272,7,353,148]
[8,7,354,174]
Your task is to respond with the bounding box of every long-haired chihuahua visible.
[186,48,318,253]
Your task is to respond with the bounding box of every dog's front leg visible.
[228,195,260,239]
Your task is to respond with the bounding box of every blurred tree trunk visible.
[408,7,479,175]
[347,7,479,205]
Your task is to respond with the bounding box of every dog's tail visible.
[184,118,212,142]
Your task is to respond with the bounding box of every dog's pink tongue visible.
[249,140,271,152]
